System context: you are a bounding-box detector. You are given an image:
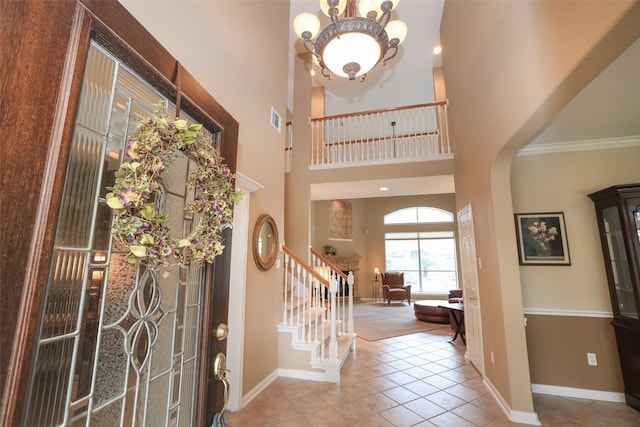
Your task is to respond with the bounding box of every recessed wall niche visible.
[328,199,352,240]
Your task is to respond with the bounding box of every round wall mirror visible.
[252,214,278,271]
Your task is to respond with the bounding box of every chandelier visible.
[293,0,407,82]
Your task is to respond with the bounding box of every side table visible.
[371,280,381,302]
[438,302,465,345]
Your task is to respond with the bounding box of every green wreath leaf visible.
[106,196,124,209]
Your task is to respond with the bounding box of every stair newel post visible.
[348,271,355,336]
[337,276,343,335]
[329,273,338,362]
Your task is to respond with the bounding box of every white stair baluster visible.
[329,275,338,362]
[348,271,355,336]
[283,253,290,324]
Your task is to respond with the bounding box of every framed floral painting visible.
[514,212,571,265]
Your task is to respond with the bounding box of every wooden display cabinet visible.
[589,184,640,411]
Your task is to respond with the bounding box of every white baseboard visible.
[278,368,327,382]
[532,383,625,403]
[484,377,541,425]
[234,369,278,410]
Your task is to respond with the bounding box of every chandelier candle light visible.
[293,0,407,82]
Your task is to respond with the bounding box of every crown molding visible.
[517,135,640,156]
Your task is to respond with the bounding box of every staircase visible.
[277,246,356,383]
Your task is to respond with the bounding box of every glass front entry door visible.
[25,43,210,427]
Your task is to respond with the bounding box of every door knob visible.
[215,322,229,341]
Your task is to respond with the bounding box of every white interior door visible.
[457,204,484,374]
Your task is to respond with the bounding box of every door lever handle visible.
[212,352,230,427]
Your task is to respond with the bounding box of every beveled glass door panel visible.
[25,42,207,427]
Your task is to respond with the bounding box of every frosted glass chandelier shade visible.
[385,20,408,44]
[358,0,400,18]
[322,31,382,78]
[293,0,406,81]
[293,13,320,39]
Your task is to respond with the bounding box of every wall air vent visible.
[270,107,282,134]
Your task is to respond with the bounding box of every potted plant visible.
[323,245,337,256]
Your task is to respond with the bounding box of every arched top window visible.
[384,207,454,224]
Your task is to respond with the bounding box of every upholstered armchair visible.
[381,272,411,305]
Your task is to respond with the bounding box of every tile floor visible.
[223,325,640,426]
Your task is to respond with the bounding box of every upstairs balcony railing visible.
[308,101,449,169]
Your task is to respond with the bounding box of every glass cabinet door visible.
[602,205,639,319]
[633,203,640,267]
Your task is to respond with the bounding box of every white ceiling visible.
[528,37,640,148]
[289,2,640,200]
[310,174,455,200]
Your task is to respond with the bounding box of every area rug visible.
[353,301,446,341]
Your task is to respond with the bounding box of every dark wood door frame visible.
[0,1,238,425]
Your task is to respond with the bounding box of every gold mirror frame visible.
[252,214,278,271]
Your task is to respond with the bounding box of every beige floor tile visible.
[367,375,403,392]
[403,397,447,419]
[402,379,440,396]
[452,401,504,425]
[428,411,478,427]
[424,390,467,410]
[444,383,487,401]
[224,325,639,426]
[378,404,425,426]
[421,374,458,390]
[385,371,422,386]
[382,385,422,404]
[403,366,433,380]
[360,392,401,412]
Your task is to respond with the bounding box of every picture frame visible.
[514,212,571,265]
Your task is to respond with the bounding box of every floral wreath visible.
[106,107,242,270]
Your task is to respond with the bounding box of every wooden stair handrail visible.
[309,247,349,282]
[283,246,329,286]
[311,101,447,123]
